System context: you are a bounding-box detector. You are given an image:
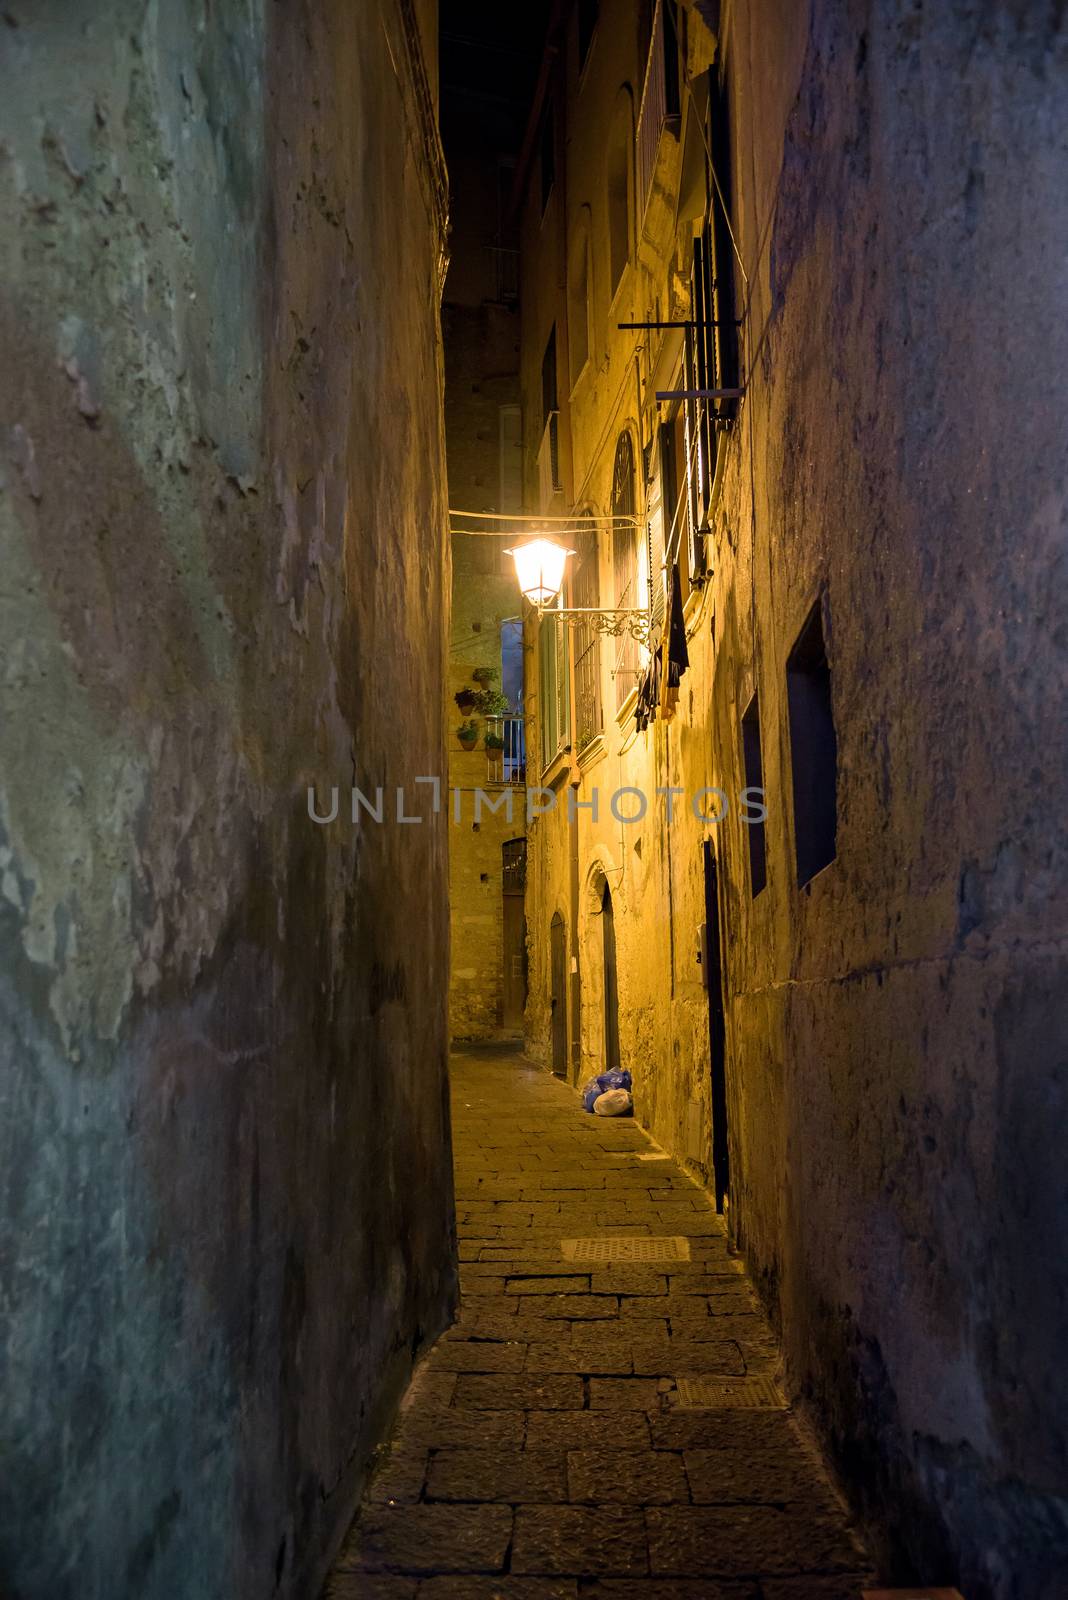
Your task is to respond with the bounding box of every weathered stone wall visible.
[520,0,1068,1593]
[716,6,1068,1592]
[0,4,456,1598]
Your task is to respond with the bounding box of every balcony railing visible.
[485,716,527,787]
[636,0,681,224]
[538,410,562,510]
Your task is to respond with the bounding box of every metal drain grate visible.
[561,1235,691,1263]
[675,1375,786,1410]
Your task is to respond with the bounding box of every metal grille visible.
[561,1236,691,1263]
[675,1375,785,1410]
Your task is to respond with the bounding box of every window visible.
[658,415,692,595]
[494,156,518,303]
[542,326,558,424]
[647,491,666,636]
[707,59,739,396]
[741,694,767,896]
[787,601,838,887]
[611,432,640,708]
[539,328,561,503]
[684,56,739,548]
[636,0,682,218]
[501,620,524,712]
[498,404,522,514]
[540,104,555,213]
[539,606,570,769]
[578,0,598,71]
[567,215,591,388]
[571,529,602,751]
[606,89,634,296]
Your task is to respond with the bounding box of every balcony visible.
[636,0,681,226]
[485,715,527,787]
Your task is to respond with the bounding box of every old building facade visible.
[517,1,1068,1594]
[1,4,455,1597]
[441,9,535,1040]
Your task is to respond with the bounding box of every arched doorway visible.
[549,912,568,1078]
[601,881,621,1074]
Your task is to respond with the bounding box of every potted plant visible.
[454,686,478,713]
[484,728,505,752]
[457,720,479,750]
[475,687,512,718]
[472,666,497,688]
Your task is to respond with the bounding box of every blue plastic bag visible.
[581,1069,632,1113]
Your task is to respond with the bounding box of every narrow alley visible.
[2,2,1067,1599]
[330,1046,872,1595]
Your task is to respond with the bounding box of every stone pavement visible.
[326,1047,875,1598]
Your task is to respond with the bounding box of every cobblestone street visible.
[328,1047,875,1597]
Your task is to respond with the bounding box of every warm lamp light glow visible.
[508,537,572,607]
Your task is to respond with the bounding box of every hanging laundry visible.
[635,646,661,732]
[660,562,690,721]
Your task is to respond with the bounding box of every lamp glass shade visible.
[510,537,570,606]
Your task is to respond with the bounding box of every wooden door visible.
[702,840,730,1212]
[502,839,527,1029]
[550,912,567,1077]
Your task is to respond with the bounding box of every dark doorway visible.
[601,881,621,1074]
[502,839,527,1029]
[702,840,730,1212]
[549,912,568,1076]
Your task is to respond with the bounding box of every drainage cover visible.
[675,1375,786,1409]
[560,1236,691,1263]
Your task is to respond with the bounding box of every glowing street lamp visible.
[507,537,572,608]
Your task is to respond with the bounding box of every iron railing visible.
[485,716,527,786]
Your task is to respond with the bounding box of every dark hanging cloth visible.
[634,647,661,732]
[661,562,690,720]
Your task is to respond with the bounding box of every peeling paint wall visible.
[519,0,1068,1594]
[0,4,456,1598]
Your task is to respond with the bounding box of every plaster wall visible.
[520,1,1068,1593]
[0,4,456,1597]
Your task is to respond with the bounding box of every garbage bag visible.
[593,1088,633,1117]
[581,1069,632,1113]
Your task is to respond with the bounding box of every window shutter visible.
[708,64,739,405]
[555,621,570,749]
[648,507,666,635]
[539,618,554,768]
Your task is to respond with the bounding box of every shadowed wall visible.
[0,3,455,1596]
